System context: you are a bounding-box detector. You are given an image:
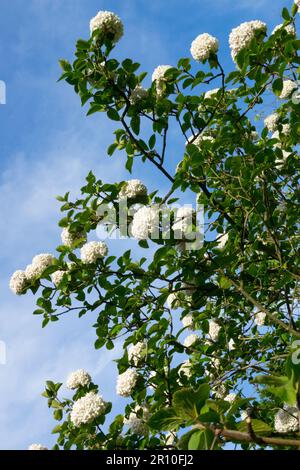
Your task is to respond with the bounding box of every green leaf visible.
[131,115,140,135]
[148,408,183,431]
[173,384,210,419]
[188,429,216,450]
[107,109,120,121]
[272,77,283,96]
[237,419,271,435]
[282,7,291,21]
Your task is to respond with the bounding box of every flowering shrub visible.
[10,4,300,450]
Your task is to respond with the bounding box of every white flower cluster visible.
[9,270,27,295]
[178,360,192,378]
[116,369,138,397]
[295,0,300,10]
[129,86,148,105]
[272,23,295,36]
[254,310,266,326]
[166,293,181,310]
[216,233,228,250]
[90,10,124,43]
[152,65,172,97]
[274,406,299,433]
[124,406,150,435]
[229,20,267,61]
[204,88,220,99]
[61,227,86,248]
[128,342,147,366]
[131,206,159,240]
[25,253,55,282]
[28,444,48,450]
[187,133,214,148]
[183,334,198,348]
[279,80,297,100]
[264,113,279,132]
[224,393,237,404]
[51,270,66,287]
[80,241,108,264]
[208,320,221,341]
[172,206,195,235]
[66,369,92,389]
[119,179,148,200]
[228,338,235,351]
[182,314,194,329]
[70,391,106,427]
[190,33,219,62]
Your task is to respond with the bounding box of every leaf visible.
[131,115,140,135]
[272,77,283,96]
[282,7,291,21]
[173,384,210,419]
[237,419,271,435]
[107,109,120,121]
[219,276,231,289]
[148,408,183,431]
[188,429,216,450]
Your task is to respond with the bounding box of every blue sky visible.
[0,0,290,450]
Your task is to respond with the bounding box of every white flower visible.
[204,88,220,99]
[254,310,266,326]
[190,33,219,61]
[273,124,290,138]
[225,393,237,404]
[229,20,267,61]
[116,369,138,397]
[51,270,66,287]
[295,0,300,11]
[165,432,176,446]
[172,206,195,235]
[182,314,194,329]
[279,80,297,100]
[216,233,228,250]
[131,206,159,240]
[178,360,192,378]
[208,320,221,341]
[90,10,124,43]
[264,113,279,133]
[228,338,236,351]
[124,405,150,435]
[128,342,147,366]
[213,384,227,398]
[70,391,106,427]
[66,369,92,389]
[61,227,86,248]
[9,270,27,295]
[129,86,148,105]
[187,134,214,147]
[80,241,108,264]
[25,253,55,281]
[152,65,173,97]
[272,23,295,36]
[28,444,48,450]
[184,334,198,348]
[274,406,299,433]
[119,179,147,200]
[167,293,181,310]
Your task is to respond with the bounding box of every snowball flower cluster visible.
[66,369,91,389]
[204,88,220,99]
[225,393,237,404]
[172,206,195,235]
[264,113,279,133]
[228,338,236,351]
[131,206,159,240]
[25,254,55,282]
[124,406,150,435]
[184,334,198,348]
[216,233,228,250]
[279,80,297,100]
[51,270,66,287]
[187,133,214,147]
[9,270,27,295]
[152,65,172,97]
[182,314,194,329]
[116,369,138,397]
[61,227,86,248]
[167,293,181,310]
[80,241,108,264]
[254,310,266,326]
[129,86,148,105]
[272,23,295,36]
[28,444,48,450]
[70,391,106,427]
[178,360,192,378]
[128,342,147,366]
[208,320,221,341]
[229,20,267,61]
[119,179,147,200]
[295,0,300,11]
[90,11,124,43]
[190,33,219,62]
[274,406,299,433]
